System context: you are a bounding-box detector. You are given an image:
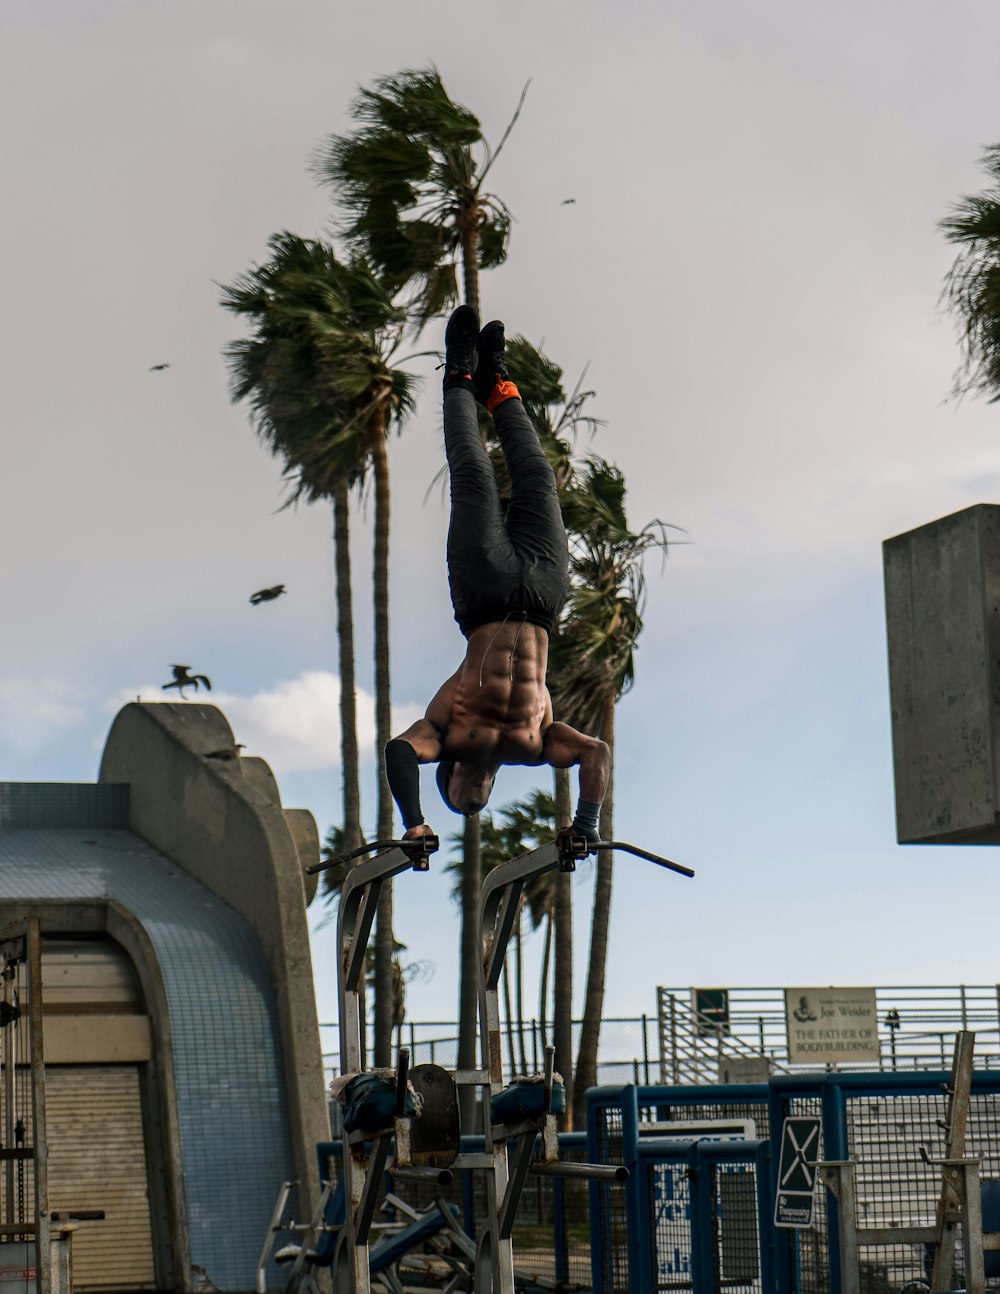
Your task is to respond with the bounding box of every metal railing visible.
[319,1015,661,1087]
[657,985,1000,1082]
[319,985,1000,1097]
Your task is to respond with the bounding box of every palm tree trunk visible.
[538,911,553,1047]
[333,483,364,853]
[457,813,480,1127]
[553,766,574,1127]
[460,218,480,316]
[370,396,395,1067]
[572,695,615,1126]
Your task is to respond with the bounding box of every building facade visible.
[0,702,329,1292]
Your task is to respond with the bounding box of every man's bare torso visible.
[426,619,552,765]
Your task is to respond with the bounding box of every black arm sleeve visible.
[384,739,424,829]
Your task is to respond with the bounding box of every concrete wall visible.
[98,701,330,1211]
[884,503,1000,844]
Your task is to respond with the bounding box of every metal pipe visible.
[529,1161,629,1182]
[391,1167,453,1187]
[592,841,694,877]
[2,955,15,1228]
[394,1048,410,1115]
[26,920,50,1294]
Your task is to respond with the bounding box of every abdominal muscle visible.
[443,620,551,763]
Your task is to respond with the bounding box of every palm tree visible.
[940,144,1000,402]
[316,66,526,1091]
[220,232,417,1066]
[549,458,672,1125]
[314,66,524,321]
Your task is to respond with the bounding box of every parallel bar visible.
[595,840,694,877]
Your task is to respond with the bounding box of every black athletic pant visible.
[443,383,569,636]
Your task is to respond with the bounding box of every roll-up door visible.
[39,938,158,1291]
[46,1066,156,1291]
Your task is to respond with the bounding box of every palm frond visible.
[939,145,1000,401]
[316,66,519,331]
[220,232,418,501]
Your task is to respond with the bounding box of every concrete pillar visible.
[884,503,1000,844]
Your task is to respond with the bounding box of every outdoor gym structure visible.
[306,829,693,1293]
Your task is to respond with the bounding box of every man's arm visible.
[385,668,462,838]
[385,718,443,839]
[541,722,612,842]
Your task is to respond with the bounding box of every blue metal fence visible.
[586,1083,773,1294]
[311,1070,1000,1292]
[766,1070,1000,1294]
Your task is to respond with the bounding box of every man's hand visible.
[403,823,436,843]
[555,825,596,855]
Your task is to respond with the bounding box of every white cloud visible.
[107,671,423,774]
[0,679,87,755]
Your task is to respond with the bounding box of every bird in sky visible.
[148,363,170,371]
[162,665,211,697]
[560,198,576,205]
[249,584,286,605]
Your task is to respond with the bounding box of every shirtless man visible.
[384,306,610,846]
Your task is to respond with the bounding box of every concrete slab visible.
[884,503,1000,843]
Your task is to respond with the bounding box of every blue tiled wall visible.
[0,782,128,828]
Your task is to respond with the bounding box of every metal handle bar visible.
[306,836,440,875]
[592,840,694,878]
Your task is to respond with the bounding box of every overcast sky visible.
[6,0,1000,1025]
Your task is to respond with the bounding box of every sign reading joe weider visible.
[784,988,878,1065]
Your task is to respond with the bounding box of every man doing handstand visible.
[384,306,610,845]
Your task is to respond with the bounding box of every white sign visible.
[719,1056,772,1084]
[784,987,878,1064]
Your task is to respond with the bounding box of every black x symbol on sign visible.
[778,1118,820,1194]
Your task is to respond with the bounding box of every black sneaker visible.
[443,305,479,383]
[474,320,508,403]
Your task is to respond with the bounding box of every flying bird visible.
[249,584,286,605]
[162,665,211,697]
[149,363,170,371]
[560,198,576,205]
